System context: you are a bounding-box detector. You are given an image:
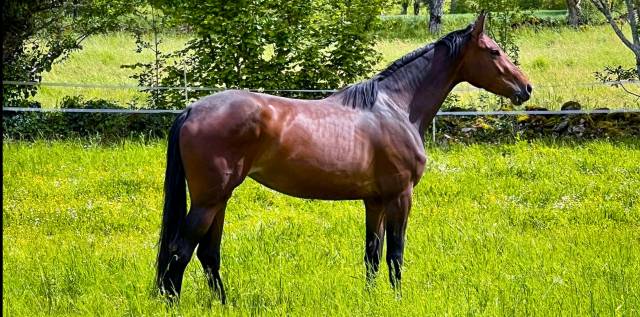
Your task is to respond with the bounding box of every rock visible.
[553,120,569,132]
[444,106,475,112]
[568,124,586,136]
[561,101,581,110]
[461,127,476,133]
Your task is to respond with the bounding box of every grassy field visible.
[30,24,637,110]
[3,139,639,315]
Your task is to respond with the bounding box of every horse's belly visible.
[249,120,378,199]
[248,168,376,200]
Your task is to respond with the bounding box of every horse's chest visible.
[373,130,426,194]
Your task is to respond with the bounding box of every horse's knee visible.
[166,238,196,266]
[197,248,220,268]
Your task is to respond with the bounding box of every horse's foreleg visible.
[364,198,386,284]
[197,201,228,305]
[384,188,412,293]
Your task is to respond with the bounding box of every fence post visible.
[152,7,159,109]
[183,65,188,105]
[432,117,436,144]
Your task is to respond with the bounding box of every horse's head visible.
[458,13,532,105]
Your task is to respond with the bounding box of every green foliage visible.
[125,0,386,108]
[378,11,568,39]
[450,0,566,13]
[3,139,640,314]
[379,13,476,38]
[3,96,176,140]
[594,65,640,98]
[1,0,143,103]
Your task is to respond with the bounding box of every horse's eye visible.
[490,49,500,57]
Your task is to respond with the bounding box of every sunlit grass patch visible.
[3,139,639,315]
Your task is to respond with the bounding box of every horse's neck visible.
[379,46,461,137]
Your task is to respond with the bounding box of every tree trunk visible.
[428,0,444,34]
[590,0,640,79]
[413,0,420,15]
[627,0,640,79]
[566,0,583,26]
[450,0,458,13]
[401,1,409,15]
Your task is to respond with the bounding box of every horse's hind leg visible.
[160,151,249,301]
[363,197,386,284]
[197,200,228,305]
[159,203,220,299]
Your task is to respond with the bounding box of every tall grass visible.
[3,139,639,315]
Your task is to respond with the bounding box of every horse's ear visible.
[472,11,487,38]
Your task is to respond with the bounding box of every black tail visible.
[156,108,191,290]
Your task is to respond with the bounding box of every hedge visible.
[3,98,639,143]
[378,12,568,39]
[3,97,177,141]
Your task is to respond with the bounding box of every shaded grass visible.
[3,139,639,315]
[29,25,636,110]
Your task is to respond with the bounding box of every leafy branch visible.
[594,65,640,99]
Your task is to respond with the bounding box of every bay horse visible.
[156,13,532,304]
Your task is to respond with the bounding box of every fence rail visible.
[4,106,639,116]
[3,79,639,93]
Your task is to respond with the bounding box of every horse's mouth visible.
[511,92,532,105]
[510,95,524,106]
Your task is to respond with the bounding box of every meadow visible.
[3,139,639,315]
[30,24,637,110]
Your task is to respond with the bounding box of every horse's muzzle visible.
[511,84,533,105]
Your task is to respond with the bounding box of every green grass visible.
[3,139,639,315]
[30,24,637,110]
[33,33,188,107]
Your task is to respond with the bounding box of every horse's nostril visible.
[526,84,533,94]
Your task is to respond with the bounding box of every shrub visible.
[125,0,387,109]
[3,96,177,140]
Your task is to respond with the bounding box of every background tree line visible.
[2,0,637,109]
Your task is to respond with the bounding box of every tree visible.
[590,0,640,78]
[401,0,409,14]
[476,1,522,64]
[128,0,386,109]
[1,0,139,103]
[566,0,584,26]
[428,0,445,33]
[595,65,639,98]
[450,0,459,13]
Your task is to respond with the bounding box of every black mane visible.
[331,25,474,110]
